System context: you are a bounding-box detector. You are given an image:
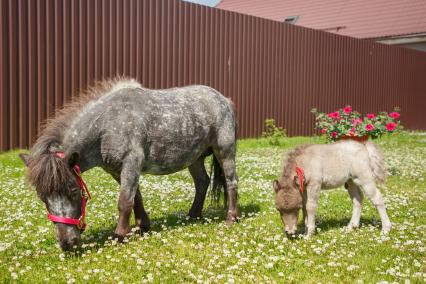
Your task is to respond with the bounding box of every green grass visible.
[0,132,425,283]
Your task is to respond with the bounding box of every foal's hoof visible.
[381,224,392,235]
[345,223,359,231]
[285,232,297,239]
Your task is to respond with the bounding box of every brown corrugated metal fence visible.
[1,0,426,151]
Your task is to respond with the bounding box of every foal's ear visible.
[67,152,80,168]
[19,153,31,167]
[273,180,280,193]
[293,175,299,186]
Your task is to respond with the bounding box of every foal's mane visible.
[279,145,310,190]
[27,77,141,196]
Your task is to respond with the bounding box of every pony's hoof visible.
[140,225,150,234]
[225,216,237,226]
[188,211,202,219]
[112,234,126,243]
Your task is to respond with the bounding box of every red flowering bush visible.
[311,106,402,142]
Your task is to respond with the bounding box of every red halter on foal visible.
[47,152,92,231]
[295,164,305,194]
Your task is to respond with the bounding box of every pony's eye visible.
[70,186,79,194]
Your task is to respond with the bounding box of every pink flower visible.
[386,122,396,131]
[321,128,327,134]
[348,127,356,136]
[365,124,374,131]
[343,105,352,114]
[351,118,363,126]
[367,113,375,119]
[327,111,340,119]
[389,112,400,119]
[331,132,337,138]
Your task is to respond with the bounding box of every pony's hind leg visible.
[213,149,239,225]
[188,157,210,218]
[355,180,392,234]
[346,180,364,230]
[134,186,151,232]
[222,157,238,225]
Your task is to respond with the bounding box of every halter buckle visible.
[76,216,85,230]
[81,190,89,200]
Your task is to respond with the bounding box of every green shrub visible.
[262,118,286,146]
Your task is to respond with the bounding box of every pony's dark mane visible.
[31,77,140,157]
[27,77,141,196]
[26,154,74,199]
[280,144,311,191]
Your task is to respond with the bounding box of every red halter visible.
[295,164,305,194]
[47,152,92,231]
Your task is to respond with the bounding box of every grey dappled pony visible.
[273,140,392,237]
[20,78,238,250]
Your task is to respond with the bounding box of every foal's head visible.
[20,152,83,250]
[273,179,303,236]
[273,146,307,236]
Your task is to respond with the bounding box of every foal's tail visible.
[365,141,386,184]
[211,155,228,208]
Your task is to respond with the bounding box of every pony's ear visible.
[273,180,280,193]
[19,153,31,167]
[67,152,80,168]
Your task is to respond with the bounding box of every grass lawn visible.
[0,133,425,283]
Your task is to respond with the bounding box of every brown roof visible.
[216,0,426,39]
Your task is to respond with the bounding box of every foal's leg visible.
[188,157,210,218]
[305,183,321,236]
[302,207,308,234]
[355,180,392,234]
[114,154,143,240]
[346,180,364,230]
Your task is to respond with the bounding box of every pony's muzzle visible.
[59,236,81,251]
[56,224,81,250]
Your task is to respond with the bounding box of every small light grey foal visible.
[274,140,392,237]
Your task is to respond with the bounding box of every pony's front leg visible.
[188,157,210,218]
[114,155,143,241]
[305,184,321,237]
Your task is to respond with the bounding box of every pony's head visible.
[20,152,83,250]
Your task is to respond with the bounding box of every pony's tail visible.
[211,155,228,208]
[365,141,386,184]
